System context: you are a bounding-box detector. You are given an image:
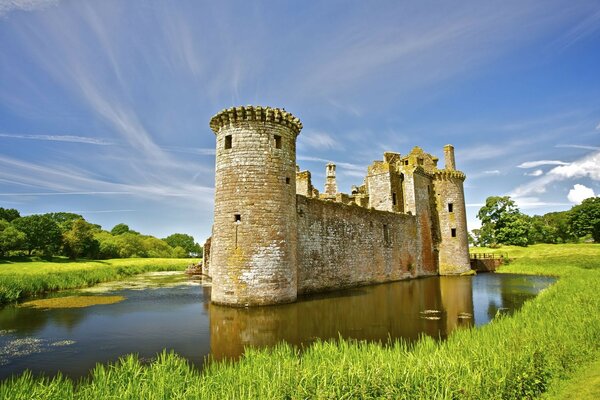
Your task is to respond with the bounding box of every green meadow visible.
[1,244,599,399]
[0,257,196,305]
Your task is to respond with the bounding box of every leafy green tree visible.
[94,231,120,259]
[45,212,85,233]
[569,197,600,242]
[545,211,577,243]
[495,213,531,246]
[476,196,530,247]
[0,207,20,222]
[527,211,577,244]
[63,219,99,259]
[115,232,146,257]
[142,236,173,258]
[111,223,139,236]
[164,233,201,257]
[12,215,62,256]
[0,220,26,256]
[172,246,188,258]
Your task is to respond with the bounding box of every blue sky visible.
[1,0,599,242]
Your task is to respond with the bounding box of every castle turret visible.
[209,106,302,306]
[324,163,337,195]
[433,144,470,274]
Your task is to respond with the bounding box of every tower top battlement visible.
[209,105,303,135]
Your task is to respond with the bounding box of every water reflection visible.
[210,276,476,360]
[0,273,554,380]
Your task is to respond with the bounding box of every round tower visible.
[433,144,470,275]
[209,106,302,306]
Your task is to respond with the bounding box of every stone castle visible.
[203,106,470,307]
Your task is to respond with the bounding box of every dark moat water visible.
[0,272,555,381]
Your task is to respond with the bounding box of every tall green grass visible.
[1,245,599,399]
[0,258,195,304]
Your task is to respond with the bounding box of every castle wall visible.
[296,196,433,294]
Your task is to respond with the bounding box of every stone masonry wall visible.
[296,195,434,294]
[433,172,470,274]
[210,107,301,306]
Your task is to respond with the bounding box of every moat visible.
[0,271,555,381]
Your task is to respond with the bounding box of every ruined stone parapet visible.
[210,106,303,136]
[432,169,466,181]
[209,105,301,306]
[296,170,314,198]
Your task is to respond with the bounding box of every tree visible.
[63,219,99,259]
[142,236,173,258]
[164,233,201,257]
[94,231,120,259]
[111,223,139,236]
[495,213,531,247]
[569,197,600,242]
[476,196,530,247]
[0,207,20,222]
[45,212,85,233]
[0,221,26,256]
[115,232,146,258]
[12,215,62,256]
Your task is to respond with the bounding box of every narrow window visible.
[448,203,454,212]
[383,224,390,244]
[224,135,232,149]
[286,177,290,184]
[451,228,457,238]
[392,192,397,206]
[274,135,282,149]
[234,214,241,223]
[404,160,409,165]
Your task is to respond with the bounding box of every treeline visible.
[0,208,202,260]
[470,196,600,247]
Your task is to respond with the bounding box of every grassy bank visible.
[0,257,196,305]
[1,245,599,399]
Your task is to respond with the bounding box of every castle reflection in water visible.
[207,276,474,361]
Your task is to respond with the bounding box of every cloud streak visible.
[517,160,568,168]
[0,133,114,145]
[0,0,59,17]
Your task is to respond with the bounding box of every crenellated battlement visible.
[209,105,303,135]
[433,169,466,181]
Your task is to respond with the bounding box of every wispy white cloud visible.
[556,144,600,151]
[0,133,114,145]
[524,169,544,177]
[517,160,568,168]
[554,7,600,49]
[550,152,600,180]
[511,150,600,197]
[299,131,338,150]
[567,184,596,204]
[297,155,365,173]
[0,0,59,17]
[483,170,501,175]
[0,191,133,196]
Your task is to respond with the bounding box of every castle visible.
[204,106,470,307]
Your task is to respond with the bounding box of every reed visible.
[1,245,599,399]
[0,258,195,304]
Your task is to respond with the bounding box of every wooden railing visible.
[469,252,507,260]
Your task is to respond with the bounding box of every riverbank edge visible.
[0,258,197,305]
[1,245,599,399]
